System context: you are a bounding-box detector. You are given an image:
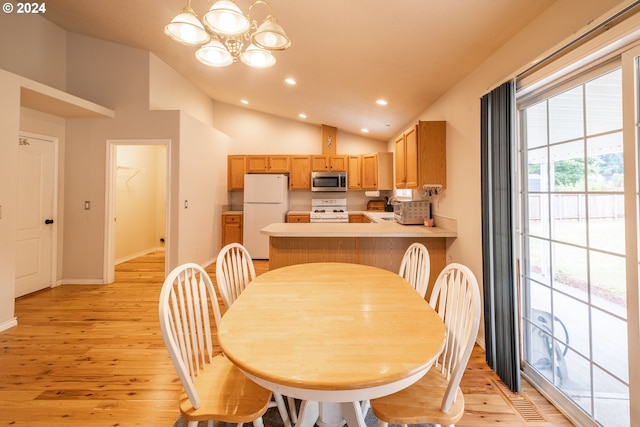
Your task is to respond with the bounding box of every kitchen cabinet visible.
[347,155,362,189]
[246,155,290,173]
[311,155,347,171]
[287,213,310,223]
[289,155,311,190]
[348,214,371,223]
[361,152,393,190]
[222,213,243,245]
[395,121,446,189]
[228,155,246,190]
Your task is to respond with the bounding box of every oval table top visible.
[218,262,446,400]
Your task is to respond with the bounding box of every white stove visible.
[310,198,348,223]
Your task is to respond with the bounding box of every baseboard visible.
[61,279,106,285]
[0,317,18,333]
[115,247,165,265]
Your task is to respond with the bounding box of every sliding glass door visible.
[518,64,630,426]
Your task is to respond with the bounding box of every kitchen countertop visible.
[261,214,456,238]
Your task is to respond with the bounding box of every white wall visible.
[211,101,388,155]
[176,112,232,266]
[149,54,217,128]
[0,14,66,90]
[0,74,21,331]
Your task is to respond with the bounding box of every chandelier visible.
[165,0,291,68]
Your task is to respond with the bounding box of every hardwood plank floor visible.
[0,252,574,426]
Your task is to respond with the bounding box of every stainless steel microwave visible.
[311,171,347,192]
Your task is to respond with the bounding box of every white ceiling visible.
[43,0,555,141]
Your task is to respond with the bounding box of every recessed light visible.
[299,113,307,119]
[361,128,369,133]
[241,99,249,105]
[285,78,297,85]
[376,99,388,106]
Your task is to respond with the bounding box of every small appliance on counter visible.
[393,200,431,225]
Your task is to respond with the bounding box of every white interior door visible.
[16,134,56,298]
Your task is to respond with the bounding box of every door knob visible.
[44,219,54,224]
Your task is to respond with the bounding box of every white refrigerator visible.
[243,174,289,259]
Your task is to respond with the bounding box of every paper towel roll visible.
[364,190,380,197]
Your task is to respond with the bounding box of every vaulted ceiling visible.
[43,0,555,140]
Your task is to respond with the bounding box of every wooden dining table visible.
[217,262,446,427]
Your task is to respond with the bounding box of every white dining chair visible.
[370,263,481,427]
[398,242,431,298]
[158,263,271,427]
[216,243,298,425]
[215,243,256,309]
[360,242,432,418]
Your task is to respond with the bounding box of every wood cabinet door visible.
[348,155,361,189]
[311,155,329,171]
[404,126,419,188]
[228,156,246,190]
[268,155,290,172]
[418,121,447,188]
[329,155,347,171]
[222,214,242,245]
[246,155,269,172]
[290,155,311,190]
[394,135,406,188]
[312,155,347,171]
[287,214,310,223]
[361,154,378,190]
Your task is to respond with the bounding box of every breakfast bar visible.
[262,215,457,294]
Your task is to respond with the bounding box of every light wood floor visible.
[0,251,574,427]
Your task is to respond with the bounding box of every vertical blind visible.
[480,80,521,392]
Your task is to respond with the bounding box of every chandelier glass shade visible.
[164,0,290,68]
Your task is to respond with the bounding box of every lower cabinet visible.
[287,213,311,223]
[222,213,243,245]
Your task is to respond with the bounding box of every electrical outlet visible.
[84,201,91,210]
[184,200,188,209]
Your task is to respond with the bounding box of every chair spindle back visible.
[399,242,431,298]
[159,263,222,409]
[428,263,481,412]
[216,243,257,308]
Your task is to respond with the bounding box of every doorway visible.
[15,132,58,298]
[104,139,171,283]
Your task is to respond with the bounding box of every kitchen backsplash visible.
[228,189,393,212]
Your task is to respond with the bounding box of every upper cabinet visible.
[246,155,290,173]
[228,155,246,190]
[311,155,347,171]
[228,150,394,192]
[362,152,393,190]
[289,155,311,190]
[347,155,362,189]
[395,121,446,189]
